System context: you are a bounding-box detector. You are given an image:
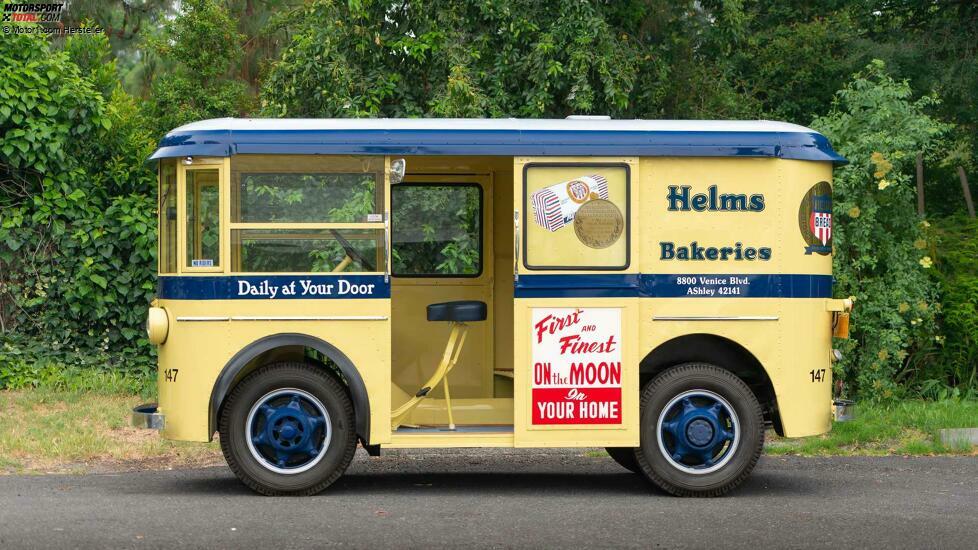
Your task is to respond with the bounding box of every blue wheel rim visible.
[656,390,740,475]
[245,388,331,474]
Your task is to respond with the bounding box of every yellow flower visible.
[917,301,928,311]
[878,179,892,190]
[896,350,908,360]
[919,256,933,268]
[920,220,931,228]
[848,206,861,218]
[883,389,893,398]
[878,349,890,361]
[913,238,927,249]
[935,335,946,344]
[870,152,893,178]
[898,302,910,313]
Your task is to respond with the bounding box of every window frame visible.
[226,155,389,275]
[230,227,387,274]
[178,163,225,274]
[158,159,178,274]
[391,182,485,279]
[521,162,631,271]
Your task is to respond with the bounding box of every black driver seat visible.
[426,300,487,322]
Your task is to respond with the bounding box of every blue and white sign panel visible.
[158,275,390,300]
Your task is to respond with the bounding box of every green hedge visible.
[0,32,158,380]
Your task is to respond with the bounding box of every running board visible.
[395,425,514,434]
[387,426,515,448]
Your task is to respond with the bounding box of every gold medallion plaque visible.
[573,199,624,249]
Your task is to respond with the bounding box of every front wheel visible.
[635,363,764,497]
[219,362,357,496]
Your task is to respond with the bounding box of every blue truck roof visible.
[150,118,846,164]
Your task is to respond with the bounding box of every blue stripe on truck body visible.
[513,274,832,299]
[157,274,831,300]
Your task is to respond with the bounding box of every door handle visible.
[513,210,520,283]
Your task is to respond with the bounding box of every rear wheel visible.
[219,362,357,496]
[635,363,763,497]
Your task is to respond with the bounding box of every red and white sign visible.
[810,211,832,246]
[531,307,622,425]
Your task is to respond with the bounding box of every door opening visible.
[388,157,514,434]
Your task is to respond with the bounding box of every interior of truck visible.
[389,156,514,433]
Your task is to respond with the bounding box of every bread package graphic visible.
[531,175,609,232]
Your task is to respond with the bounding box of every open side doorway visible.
[386,157,516,445]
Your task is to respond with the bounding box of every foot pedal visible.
[416,387,431,397]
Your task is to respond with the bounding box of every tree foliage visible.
[929,216,978,396]
[260,0,769,119]
[813,60,950,399]
[143,0,253,137]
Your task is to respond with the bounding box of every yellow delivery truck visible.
[134,117,852,496]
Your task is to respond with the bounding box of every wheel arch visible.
[640,333,782,434]
[210,333,371,443]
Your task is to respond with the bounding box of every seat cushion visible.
[426,300,488,322]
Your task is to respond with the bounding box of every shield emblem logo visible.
[798,184,833,256]
[810,210,832,246]
[809,194,832,246]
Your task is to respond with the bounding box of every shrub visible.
[926,215,978,395]
[812,60,950,400]
[0,31,158,383]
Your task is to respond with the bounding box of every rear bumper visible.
[132,403,165,430]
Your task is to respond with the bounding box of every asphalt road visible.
[0,449,976,549]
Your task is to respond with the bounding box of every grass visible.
[0,388,222,474]
[765,400,978,456]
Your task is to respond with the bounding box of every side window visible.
[159,160,177,273]
[392,184,482,277]
[523,163,630,270]
[231,229,383,273]
[229,155,386,273]
[185,169,221,268]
